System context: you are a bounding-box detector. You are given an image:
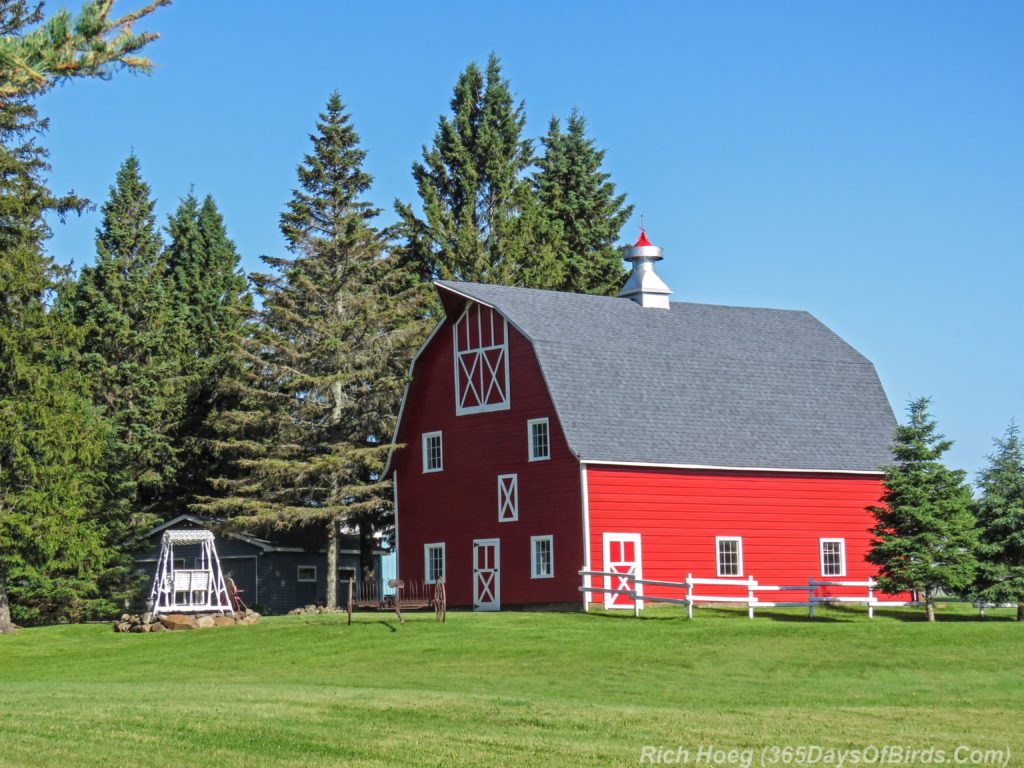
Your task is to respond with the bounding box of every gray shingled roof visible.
[436,281,896,472]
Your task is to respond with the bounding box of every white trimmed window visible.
[527,418,550,461]
[716,537,743,577]
[454,303,510,415]
[424,543,445,584]
[820,538,846,577]
[297,565,317,583]
[531,535,553,579]
[422,431,443,473]
[497,473,519,522]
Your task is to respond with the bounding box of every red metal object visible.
[634,228,653,247]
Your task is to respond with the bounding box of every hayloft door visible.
[603,533,643,610]
[472,539,500,611]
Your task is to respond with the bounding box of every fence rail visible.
[575,568,978,620]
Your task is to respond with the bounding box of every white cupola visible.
[618,229,672,309]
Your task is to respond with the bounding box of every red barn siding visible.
[394,305,582,608]
[586,465,888,602]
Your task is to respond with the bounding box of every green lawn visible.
[1,606,1022,767]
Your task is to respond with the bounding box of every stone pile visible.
[113,610,261,633]
[286,604,339,616]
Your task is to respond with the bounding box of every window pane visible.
[718,539,740,576]
[530,420,550,460]
[822,541,844,576]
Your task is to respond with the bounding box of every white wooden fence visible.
[578,569,932,619]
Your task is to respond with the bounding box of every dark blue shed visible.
[134,515,387,615]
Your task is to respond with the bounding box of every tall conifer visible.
[0,93,110,631]
[867,398,978,621]
[201,93,428,607]
[73,155,181,528]
[534,110,633,296]
[163,192,250,512]
[973,423,1024,619]
[396,54,560,288]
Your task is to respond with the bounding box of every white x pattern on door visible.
[473,539,500,611]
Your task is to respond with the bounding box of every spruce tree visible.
[163,192,250,512]
[0,0,168,98]
[200,93,429,608]
[867,397,978,621]
[71,154,181,600]
[0,0,165,634]
[0,93,111,632]
[534,109,633,296]
[973,423,1024,620]
[396,53,560,288]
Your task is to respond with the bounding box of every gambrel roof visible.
[436,281,896,473]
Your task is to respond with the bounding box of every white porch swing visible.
[149,529,233,616]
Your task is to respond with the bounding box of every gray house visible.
[134,515,388,615]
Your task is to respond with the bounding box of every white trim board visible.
[581,459,884,476]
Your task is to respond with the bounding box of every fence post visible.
[808,576,815,619]
[632,573,640,618]
[868,578,875,620]
[686,573,693,619]
[748,576,755,619]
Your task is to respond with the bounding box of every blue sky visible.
[38,1,1022,480]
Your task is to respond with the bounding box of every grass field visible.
[1,606,1022,767]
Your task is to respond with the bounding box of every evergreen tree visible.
[396,53,560,288]
[534,109,633,296]
[0,0,168,98]
[0,0,165,634]
[973,423,1024,620]
[867,397,978,621]
[200,93,429,608]
[163,192,251,512]
[71,155,181,601]
[0,93,111,632]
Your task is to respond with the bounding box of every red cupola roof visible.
[634,228,653,247]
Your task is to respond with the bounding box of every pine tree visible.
[396,53,560,288]
[534,109,633,296]
[0,0,165,634]
[200,93,429,608]
[71,154,181,601]
[163,192,251,513]
[0,0,168,98]
[0,93,111,632]
[973,423,1024,620]
[867,397,978,621]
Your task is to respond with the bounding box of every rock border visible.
[113,610,261,632]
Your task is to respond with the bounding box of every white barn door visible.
[473,539,500,611]
[603,533,643,610]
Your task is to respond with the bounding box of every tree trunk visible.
[0,568,14,635]
[359,520,375,582]
[325,517,338,610]
[1017,602,1024,622]
[925,594,936,622]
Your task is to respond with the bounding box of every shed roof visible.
[435,281,896,473]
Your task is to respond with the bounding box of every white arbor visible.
[148,529,233,616]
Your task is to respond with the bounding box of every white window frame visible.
[497,473,519,522]
[297,565,317,583]
[715,536,744,577]
[422,431,443,473]
[530,535,554,579]
[453,304,511,416]
[424,542,445,585]
[819,538,847,577]
[527,417,551,462]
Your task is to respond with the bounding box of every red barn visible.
[386,233,896,611]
